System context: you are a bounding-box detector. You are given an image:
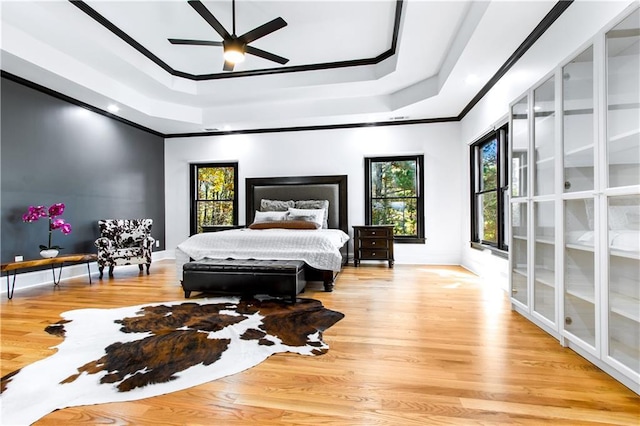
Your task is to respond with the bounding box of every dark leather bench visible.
[182,258,306,302]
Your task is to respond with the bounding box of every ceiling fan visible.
[169,0,289,72]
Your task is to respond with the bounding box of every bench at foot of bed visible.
[182,259,307,303]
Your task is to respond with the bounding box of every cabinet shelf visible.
[566,285,595,304]
[535,237,555,245]
[536,156,555,165]
[565,242,595,252]
[608,129,640,165]
[610,248,640,260]
[610,293,640,323]
[513,235,528,241]
[513,267,527,278]
[534,267,555,287]
[564,144,595,168]
[609,128,639,143]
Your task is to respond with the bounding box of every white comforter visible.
[175,228,350,280]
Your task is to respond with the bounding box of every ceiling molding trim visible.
[0,70,164,138]
[456,0,574,120]
[164,116,459,139]
[69,0,403,81]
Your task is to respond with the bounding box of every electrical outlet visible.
[14,255,24,262]
[155,240,160,248]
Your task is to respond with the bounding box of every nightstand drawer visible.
[360,239,389,249]
[359,228,392,238]
[359,249,389,259]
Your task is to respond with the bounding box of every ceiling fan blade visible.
[239,17,287,44]
[188,0,231,40]
[245,45,289,65]
[168,38,223,46]
[223,60,235,72]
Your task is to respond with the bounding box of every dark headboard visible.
[246,175,348,234]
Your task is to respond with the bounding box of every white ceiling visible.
[0,0,559,136]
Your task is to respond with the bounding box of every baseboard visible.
[1,250,170,298]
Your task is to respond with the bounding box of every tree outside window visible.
[365,155,425,243]
[190,163,238,234]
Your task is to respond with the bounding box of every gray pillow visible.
[294,200,329,228]
[260,199,295,212]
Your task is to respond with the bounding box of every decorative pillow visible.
[287,207,324,228]
[260,199,295,212]
[252,210,289,223]
[249,220,320,230]
[295,200,329,228]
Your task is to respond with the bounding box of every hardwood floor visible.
[1,261,639,425]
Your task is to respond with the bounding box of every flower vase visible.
[40,249,59,258]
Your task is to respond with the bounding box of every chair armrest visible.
[95,237,112,249]
[142,236,156,248]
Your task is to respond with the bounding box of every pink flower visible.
[48,203,65,217]
[23,206,47,221]
[61,223,72,235]
[50,218,66,230]
[22,202,72,250]
[22,212,40,222]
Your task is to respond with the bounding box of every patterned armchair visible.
[94,219,155,278]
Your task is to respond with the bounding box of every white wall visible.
[459,0,637,289]
[165,122,463,265]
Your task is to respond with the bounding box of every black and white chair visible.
[94,219,155,278]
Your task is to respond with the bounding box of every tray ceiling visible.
[0,0,561,136]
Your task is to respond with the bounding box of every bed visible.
[175,174,349,292]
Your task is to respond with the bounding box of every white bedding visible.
[175,228,350,280]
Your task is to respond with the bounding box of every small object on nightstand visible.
[352,225,394,268]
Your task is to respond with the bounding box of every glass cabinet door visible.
[533,201,555,322]
[511,96,529,198]
[511,202,528,306]
[564,198,596,346]
[607,194,640,373]
[606,9,640,189]
[563,46,595,193]
[534,76,556,196]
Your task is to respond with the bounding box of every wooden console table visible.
[1,253,97,299]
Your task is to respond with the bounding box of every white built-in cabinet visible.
[509,5,640,394]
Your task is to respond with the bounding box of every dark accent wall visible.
[1,77,165,263]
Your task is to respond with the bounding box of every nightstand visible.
[352,225,394,267]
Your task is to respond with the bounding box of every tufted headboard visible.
[245,175,348,234]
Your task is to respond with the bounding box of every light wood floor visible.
[1,261,639,425]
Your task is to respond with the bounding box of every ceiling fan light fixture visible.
[223,39,245,63]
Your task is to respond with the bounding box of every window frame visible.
[189,162,239,235]
[470,124,509,256]
[364,154,425,244]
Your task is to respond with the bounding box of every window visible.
[190,162,238,234]
[470,124,509,254]
[364,155,425,243]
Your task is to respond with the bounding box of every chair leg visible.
[108,266,114,277]
[138,264,144,273]
[146,263,151,275]
[98,266,104,279]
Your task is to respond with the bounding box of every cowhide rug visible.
[0,297,344,425]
